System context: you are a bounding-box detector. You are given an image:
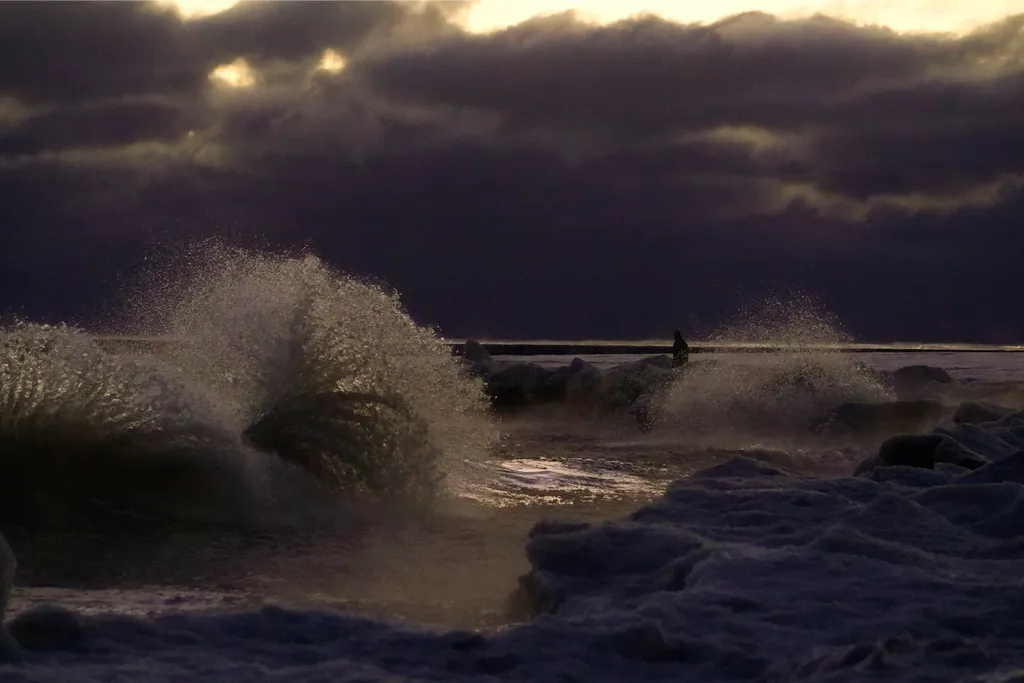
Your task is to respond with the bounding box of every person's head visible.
[674,329,683,342]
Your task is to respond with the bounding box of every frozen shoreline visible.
[4,406,1024,681]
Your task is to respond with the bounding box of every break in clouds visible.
[1,2,1022,342]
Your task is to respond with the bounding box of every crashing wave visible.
[653,297,894,437]
[0,322,258,527]
[0,245,495,528]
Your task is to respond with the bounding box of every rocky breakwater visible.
[458,340,677,413]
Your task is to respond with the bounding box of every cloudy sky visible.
[1,1,1022,342]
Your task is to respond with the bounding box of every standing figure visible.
[672,329,689,368]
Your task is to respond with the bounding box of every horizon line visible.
[90,335,1024,353]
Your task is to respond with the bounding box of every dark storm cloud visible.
[357,12,1024,131]
[358,12,945,135]
[1,3,1023,342]
[0,3,194,104]
[0,98,197,156]
[357,11,1024,197]
[806,71,1024,197]
[221,147,1024,343]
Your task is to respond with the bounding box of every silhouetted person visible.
[672,329,689,368]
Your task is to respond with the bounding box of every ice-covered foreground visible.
[1,410,1024,680]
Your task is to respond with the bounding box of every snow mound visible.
[517,449,1024,679]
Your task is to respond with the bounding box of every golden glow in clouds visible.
[462,0,1019,35]
[318,49,347,73]
[164,0,239,18]
[167,0,1018,35]
[209,58,256,88]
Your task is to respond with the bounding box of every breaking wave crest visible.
[0,244,495,529]
[656,295,894,437]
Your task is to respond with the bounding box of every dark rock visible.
[879,433,948,468]
[459,340,496,378]
[462,340,496,374]
[463,339,492,366]
[8,605,86,651]
[954,450,1024,485]
[487,362,567,408]
[952,402,1018,425]
[566,357,603,400]
[854,434,945,475]
[882,365,955,395]
[855,432,990,476]
[445,630,489,652]
[540,366,571,401]
[816,400,948,434]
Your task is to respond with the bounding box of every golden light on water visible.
[209,58,256,88]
